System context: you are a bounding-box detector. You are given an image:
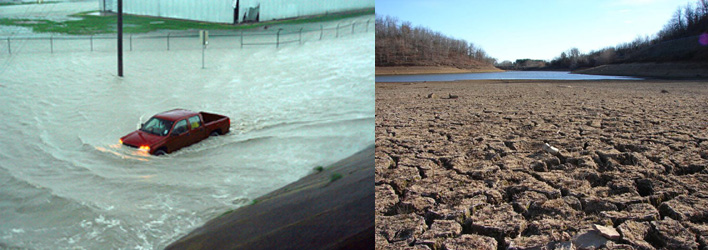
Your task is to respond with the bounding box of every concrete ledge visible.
[165,145,374,250]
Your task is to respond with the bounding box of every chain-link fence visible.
[0,18,373,54]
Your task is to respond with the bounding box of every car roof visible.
[153,109,198,122]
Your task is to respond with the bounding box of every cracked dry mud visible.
[375,80,708,250]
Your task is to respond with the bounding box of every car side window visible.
[188,115,202,130]
[173,120,188,135]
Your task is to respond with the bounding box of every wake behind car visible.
[120,109,230,155]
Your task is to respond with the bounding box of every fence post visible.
[336,23,340,38]
[7,38,10,54]
[299,28,303,45]
[352,21,356,34]
[129,35,132,51]
[366,19,370,32]
[277,28,282,48]
[240,30,243,49]
[90,35,93,52]
[320,24,323,40]
[50,36,53,53]
[167,33,170,51]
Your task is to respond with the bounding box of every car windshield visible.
[140,117,174,136]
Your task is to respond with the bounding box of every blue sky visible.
[376,0,695,62]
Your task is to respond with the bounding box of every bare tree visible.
[375,15,496,68]
[551,0,708,69]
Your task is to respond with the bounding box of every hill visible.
[574,62,708,78]
[549,0,708,76]
[375,15,500,74]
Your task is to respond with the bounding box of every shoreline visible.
[376,62,708,79]
[574,62,708,79]
[376,66,503,76]
[166,145,374,250]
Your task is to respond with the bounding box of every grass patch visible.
[265,8,374,26]
[217,197,261,217]
[330,173,342,182]
[0,8,374,35]
[0,12,244,35]
[313,166,324,173]
[219,209,234,218]
[0,1,59,6]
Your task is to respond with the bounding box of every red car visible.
[120,109,230,155]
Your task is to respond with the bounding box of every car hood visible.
[120,130,164,148]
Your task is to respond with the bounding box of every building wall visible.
[125,0,233,23]
[99,0,114,13]
[100,0,234,23]
[237,0,374,23]
[100,0,374,24]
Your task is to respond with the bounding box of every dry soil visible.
[375,79,708,250]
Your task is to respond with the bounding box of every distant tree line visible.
[375,15,497,68]
[497,59,547,70]
[545,0,708,70]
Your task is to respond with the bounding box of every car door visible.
[169,119,190,152]
[187,115,207,145]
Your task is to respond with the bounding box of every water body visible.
[375,71,643,82]
[0,23,373,249]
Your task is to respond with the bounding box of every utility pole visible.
[200,30,208,69]
[117,0,123,77]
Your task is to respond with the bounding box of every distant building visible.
[99,0,374,24]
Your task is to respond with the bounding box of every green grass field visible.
[0,1,59,6]
[0,8,374,35]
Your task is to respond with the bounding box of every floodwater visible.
[0,21,374,249]
[375,70,643,82]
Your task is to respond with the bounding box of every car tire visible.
[154,150,167,156]
[210,131,220,136]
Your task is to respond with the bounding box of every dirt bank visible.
[376,66,502,76]
[376,79,708,249]
[575,62,708,79]
[166,145,374,250]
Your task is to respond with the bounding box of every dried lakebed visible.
[375,80,708,250]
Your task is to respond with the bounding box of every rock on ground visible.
[441,234,497,250]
